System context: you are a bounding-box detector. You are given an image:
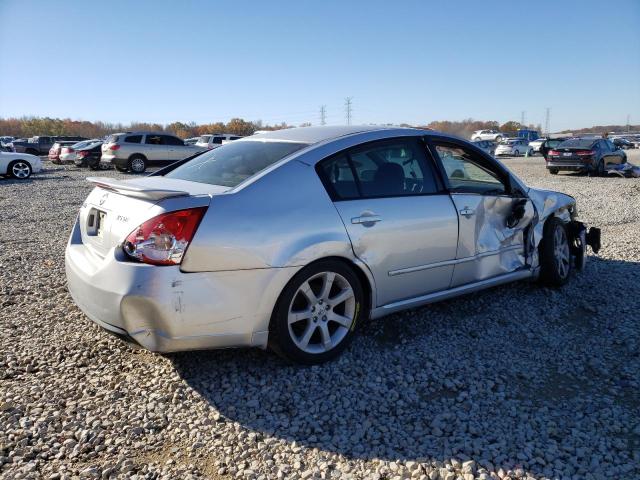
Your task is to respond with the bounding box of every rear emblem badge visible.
[99,193,109,205]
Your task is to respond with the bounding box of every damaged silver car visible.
[65,126,601,364]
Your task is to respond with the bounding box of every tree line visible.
[1,116,635,140]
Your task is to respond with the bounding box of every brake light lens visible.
[78,150,88,158]
[123,207,207,265]
[548,150,559,156]
[109,144,121,151]
[576,150,595,156]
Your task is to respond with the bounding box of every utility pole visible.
[345,97,353,125]
[544,107,551,136]
[320,105,327,126]
[627,114,630,133]
[521,111,526,128]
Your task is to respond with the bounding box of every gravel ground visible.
[1,152,639,480]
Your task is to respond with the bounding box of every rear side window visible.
[211,136,224,144]
[124,135,142,143]
[145,135,164,145]
[164,141,308,187]
[317,138,439,200]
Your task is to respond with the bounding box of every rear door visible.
[317,137,459,306]
[143,134,168,163]
[429,140,535,287]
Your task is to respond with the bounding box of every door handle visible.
[351,215,382,225]
[459,207,475,218]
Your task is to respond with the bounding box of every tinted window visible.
[163,135,184,146]
[124,135,142,144]
[211,136,224,144]
[433,143,506,195]
[318,138,438,200]
[230,136,242,140]
[165,141,308,187]
[145,134,164,145]
[319,154,359,200]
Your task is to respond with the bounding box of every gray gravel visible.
[1,153,639,480]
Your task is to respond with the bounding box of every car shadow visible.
[170,256,640,477]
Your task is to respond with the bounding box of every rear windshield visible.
[199,135,211,143]
[557,139,596,149]
[105,134,120,143]
[165,140,308,187]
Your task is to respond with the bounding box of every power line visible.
[345,97,353,125]
[320,105,327,126]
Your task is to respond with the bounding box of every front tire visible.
[539,217,572,287]
[8,160,32,179]
[269,260,366,364]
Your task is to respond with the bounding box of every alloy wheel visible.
[553,225,570,279]
[131,158,145,172]
[12,162,31,179]
[287,271,356,354]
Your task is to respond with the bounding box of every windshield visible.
[557,139,596,149]
[165,140,308,187]
[198,135,212,143]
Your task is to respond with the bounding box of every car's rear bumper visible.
[65,220,297,352]
[546,161,590,171]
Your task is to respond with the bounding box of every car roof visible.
[246,125,398,144]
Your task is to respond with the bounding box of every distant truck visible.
[13,135,87,155]
[517,129,540,142]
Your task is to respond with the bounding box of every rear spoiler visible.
[86,177,189,200]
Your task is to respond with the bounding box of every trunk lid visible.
[79,177,229,258]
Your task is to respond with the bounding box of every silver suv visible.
[101,132,206,173]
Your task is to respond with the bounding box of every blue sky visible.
[1,0,638,131]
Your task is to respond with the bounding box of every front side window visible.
[433,143,506,195]
[163,135,184,146]
[318,138,439,200]
[165,140,308,187]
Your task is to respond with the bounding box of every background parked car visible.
[471,129,504,142]
[59,139,101,163]
[612,138,634,150]
[49,140,80,163]
[495,138,532,156]
[74,141,104,169]
[14,136,87,155]
[472,139,496,156]
[184,137,200,145]
[100,131,207,173]
[546,137,626,175]
[539,138,568,160]
[0,151,42,179]
[195,133,243,150]
[528,137,547,154]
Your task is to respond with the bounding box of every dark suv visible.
[546,138,627,175]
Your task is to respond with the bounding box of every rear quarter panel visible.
[181,159,355,272]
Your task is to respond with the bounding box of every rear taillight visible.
[123,207,207,266]
[576,150,595,156]
[78,151,88,158]
[548,150,559,156]
[109,144,120,151]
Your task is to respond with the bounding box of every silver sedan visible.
[66,126,600,364]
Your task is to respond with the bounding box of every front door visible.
[317,137,459,306]
[430,141,535,287]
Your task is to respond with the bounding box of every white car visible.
[0,151,42,179]
[195,133,243,150]
[59,140,101,163]
[528,138,547,154]
[495,138,532,157]
[471,130,504,142]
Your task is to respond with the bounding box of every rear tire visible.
[549,168,559,175]
[128,155,147,174]
[269,260,366,364]
[539,217,572,287]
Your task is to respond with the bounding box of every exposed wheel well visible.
[128,153,147,160]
